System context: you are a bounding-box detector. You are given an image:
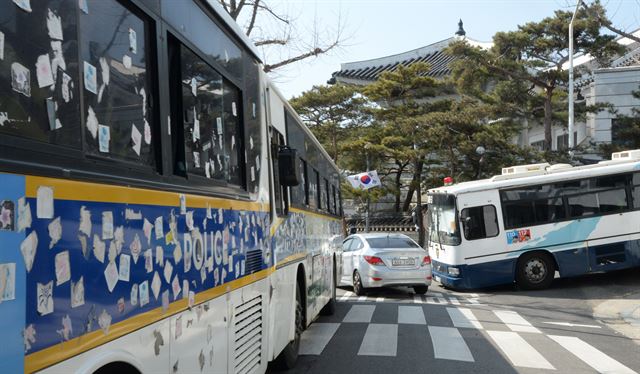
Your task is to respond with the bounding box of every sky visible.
[251,0,640,99]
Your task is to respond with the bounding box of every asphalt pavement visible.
[271,269,640,374]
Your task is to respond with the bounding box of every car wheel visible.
[353,270,366,296]
[413,286,428,295]
[516,252,554,290]
[276,284,303,369]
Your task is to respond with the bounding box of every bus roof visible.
[428,158,640,196]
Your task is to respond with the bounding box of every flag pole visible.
[365,143,371,233]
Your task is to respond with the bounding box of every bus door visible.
[457,192,510,281]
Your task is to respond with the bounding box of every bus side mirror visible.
[278,146,300,186]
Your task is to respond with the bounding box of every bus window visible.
[461,205,499,241]
[81,0,155,166]
[426,194,461,246]
[173,42,245,186]
[270,127,288,216]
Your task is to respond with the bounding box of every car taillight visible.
[422,256,432,266]
[364,256,384,266]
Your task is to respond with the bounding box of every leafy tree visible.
[448,8,624,151]
[289,84,371,165]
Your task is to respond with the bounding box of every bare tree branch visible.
[255,38,288,46]
[264,40,339,72]
[245,0,260,36]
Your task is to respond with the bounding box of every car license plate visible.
[392,258,415,266]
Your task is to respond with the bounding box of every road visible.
[273,269,640,374]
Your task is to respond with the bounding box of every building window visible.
[556,134,569,151]
[530,140,544,150]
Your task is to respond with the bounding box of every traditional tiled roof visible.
[330,35,491,85]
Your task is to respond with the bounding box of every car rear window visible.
[365,237,421,249]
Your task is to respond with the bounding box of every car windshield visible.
[426,193,461,246]
[365,237,421,249]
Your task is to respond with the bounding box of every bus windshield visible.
[426,194,461,246]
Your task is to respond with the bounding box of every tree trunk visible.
[394,164,402,213]
[544,89,553,151]
[402,181,416,212]
[414,160,425,247]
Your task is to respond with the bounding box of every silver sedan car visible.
[337,233,432,295]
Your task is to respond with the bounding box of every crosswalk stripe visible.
[548,335,638,374]
[426,297,448,305]
[398,306,427,325]
[299,323,340,355]
[429,292,443,297]
[375,296,385,303]
[487,330,555,369]
[339,291,353,302]
[493,310,541,333]
[429,326,474,362]
[343,305,376,323]
[413,295,424,304]
[447,307,483,329]
[448,297,461,305]
[358,296,367,302]
[358,324,398,356]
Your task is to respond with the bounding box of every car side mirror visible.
[278,146,300,186]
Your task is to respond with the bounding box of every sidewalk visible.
[590,289,640,343]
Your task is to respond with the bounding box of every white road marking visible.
[448,297,461,305]
[339,291,353,302]
[358,324,398,356]
[343,305,376,323]
[358,296,367,302]
[487,330,555,369]
[429,292,443,297]
[413,295,424,304]
[429,326,474,362]
[375,296,385,303]
[398,306,427,325]
[447,307,483,329]
[548,335,637,374]
[426,297,448,305]
[543,322,601,329]
[299,323,340,355]
[493,310,541,333]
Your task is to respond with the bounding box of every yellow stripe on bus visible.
[25,176,267,212]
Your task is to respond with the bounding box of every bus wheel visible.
[516,252,554,290]
[277,284,303,369]
[320,258,337,316]
[353,270,366,296]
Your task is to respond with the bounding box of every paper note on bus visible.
[37,186,54,219]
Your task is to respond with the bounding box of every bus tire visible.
[516,252,554,290]
[320,258,337,316]
[353,270,366,296]
[276,284,303,369]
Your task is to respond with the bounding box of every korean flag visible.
[348,170,382,190]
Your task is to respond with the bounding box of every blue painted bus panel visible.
[0,174,26,374]
[553,247,590,277]
[23,197,270,354]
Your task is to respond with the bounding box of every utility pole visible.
[568,0,581,151]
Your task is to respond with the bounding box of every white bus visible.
[426,150,640,290]
[0,1,342,373]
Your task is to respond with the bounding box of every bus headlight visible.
[448,267,460,277]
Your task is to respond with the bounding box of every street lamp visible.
[568,0,582,151]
